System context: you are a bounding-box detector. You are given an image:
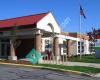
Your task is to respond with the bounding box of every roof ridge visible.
[0,12,50,28]
[0,12,49,21]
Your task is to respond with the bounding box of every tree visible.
[87,27,99,42]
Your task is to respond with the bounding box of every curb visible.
[0,62,93,77]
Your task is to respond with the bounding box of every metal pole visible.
[79,9,82,60]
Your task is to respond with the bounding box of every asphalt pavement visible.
[0,64,99,80]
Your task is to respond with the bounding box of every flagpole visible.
[78,0,86,59]
[78,0,81,59]
[79,11,82,60]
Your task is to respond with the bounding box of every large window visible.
[78,41,84,53]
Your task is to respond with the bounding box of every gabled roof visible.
[0,12,48,28]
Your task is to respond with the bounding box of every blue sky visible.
[0,0,100,34]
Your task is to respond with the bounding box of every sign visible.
[26,48,42,64]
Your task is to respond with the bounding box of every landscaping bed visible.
[0,59,32,65]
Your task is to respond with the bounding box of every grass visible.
[35,64,100,74]
[70,54,100,63]
[0,59,100,74]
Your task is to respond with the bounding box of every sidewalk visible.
[41,60,100,77]
[42,60,100,68]
[67,62,100,68]
[67,62,100,78]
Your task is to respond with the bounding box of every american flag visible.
[80,5,86,19]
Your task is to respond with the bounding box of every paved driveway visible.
[0,65,99,80]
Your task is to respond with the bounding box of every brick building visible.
[0,12,93,61]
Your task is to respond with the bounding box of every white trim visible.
[59,35,80,41]
[37,12,61,33]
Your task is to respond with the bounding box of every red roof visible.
[96,36,100,39]
[0,12,48,28]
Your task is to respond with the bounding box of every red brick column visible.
[66,39,72,59]
[35,30,41,53]
[53,37,59,61]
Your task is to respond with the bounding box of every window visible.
[78,42,80,53]
[89,43,95,52]
[78,41,84,53]
[81,42,84,52]
[45,39,51,51]
[45,40,49,46]
[63,41,67,53]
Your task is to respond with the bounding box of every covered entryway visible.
[0,12,61,61]
[16,38,35,59]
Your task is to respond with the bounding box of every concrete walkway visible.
[42,60,100,68]
[67,62,100,68]
[67,62,100,78]
[42,60,100,78]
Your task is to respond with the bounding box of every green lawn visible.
[70,54,100,63]
[36,64,100,74]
